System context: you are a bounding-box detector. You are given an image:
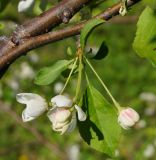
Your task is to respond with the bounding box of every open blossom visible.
[118,107,140,129]
[18,0,34,12]
[47,95,86,135]
[16,93,48,122]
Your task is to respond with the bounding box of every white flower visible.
[47,95,86,135]
[118,107,140,129]
[143,144,155,158]
[16,93,48,122]
[18,0,34,12]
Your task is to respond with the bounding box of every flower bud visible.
[16,93,48,122]
[118,107,140,129]
[75,105,86,121]
[48,108,73,135]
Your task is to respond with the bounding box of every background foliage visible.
[0,0,156,160]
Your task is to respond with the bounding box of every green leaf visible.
[35,60,72,85]
[86,41,109,60]
[80,19,104,50]
[133,7,156,66]
[78,83,121,157]
[0,0,11,12]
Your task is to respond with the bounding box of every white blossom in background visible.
[118,107,140,129]
[16,93,48,122]
[18,0,35,12]
[47,95,86,135]
[19,62,35,79]
[144,107,156,116]
[28,53,39,63]
[67,144,80,160]
[6,78,19,91]
[143,144,155,158]
[136,119,147,129]
[54,82,64,94]
[140,92,156,103]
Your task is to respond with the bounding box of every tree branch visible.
[0,0,141,77]
[11,0,91,42]
[0,0,91,56]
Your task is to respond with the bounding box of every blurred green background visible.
[0,0,156,160]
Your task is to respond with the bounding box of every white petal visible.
[52,122,70,134]
[61,123,71,135]
[54,121,70,129]
[127,108,140,122]
[47,108,71,123]
[51,95,73,108]
[75,105,86,121]
[18,0,34,12]
[54,109,71,123]
[22,109,35,122]
[16,93,41,104]
[118,107,140,129]
[25,101,47,117]
[17,93,47,121]
[47,108,57,124]
[118,113,135,126]
[119,122,129,130]
[64,112,77,134]
[52,125,63,132]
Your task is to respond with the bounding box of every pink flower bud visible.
[118,108,140,129]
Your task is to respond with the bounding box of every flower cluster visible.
[16,93,86,134]
[16,93,140,133]
[48,95,86,134]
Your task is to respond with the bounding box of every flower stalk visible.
[74,48,83,103]
[84,56,121,111]
[60,57,78,95]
